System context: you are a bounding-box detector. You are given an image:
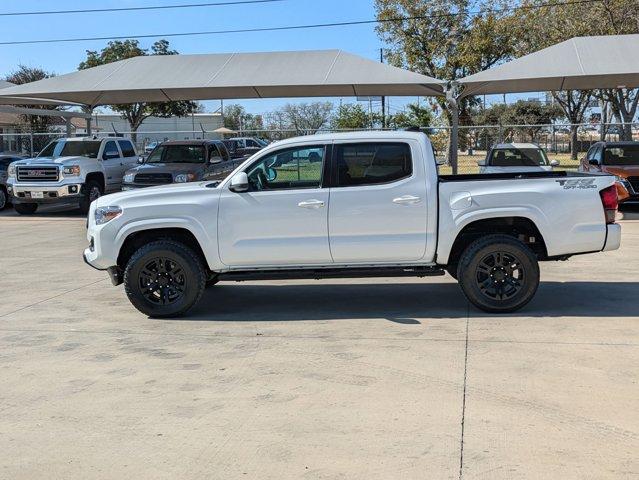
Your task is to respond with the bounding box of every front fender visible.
[115,216,216,267]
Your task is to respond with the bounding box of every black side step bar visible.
[217,265,445,282]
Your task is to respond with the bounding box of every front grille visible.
[134,173,174,185]
[627,176,639,193]
[16,166,59,182]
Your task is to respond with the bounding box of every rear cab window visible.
[489,148,548,167]
[603,145,639,165]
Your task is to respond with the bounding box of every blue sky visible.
[0,0,530,116]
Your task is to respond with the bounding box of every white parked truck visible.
[83,131,621,317]
[7,137,138,214]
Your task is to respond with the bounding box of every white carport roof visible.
[459,34,639,96]
[0,79,80,106]
[0,49,444,106]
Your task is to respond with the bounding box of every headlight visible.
[7,164,16,177]
[123,173,135,183]
[174,173,196,183]
[63,165,81,176]
[95,206,122,225]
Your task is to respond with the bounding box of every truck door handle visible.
[298,199,325,209]
[393,195,421,205]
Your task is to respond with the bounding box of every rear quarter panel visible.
[436,174,615,264]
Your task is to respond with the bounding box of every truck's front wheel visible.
[457,234,539,313]
[123,240,206,318]
[79,180,103,214]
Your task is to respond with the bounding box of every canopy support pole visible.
[445,81,462,175]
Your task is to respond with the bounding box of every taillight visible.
[599,185,618,224]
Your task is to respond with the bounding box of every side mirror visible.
[210,155,223,164]
[588,159,600,166]
[550,159,560,167]
[477,159,487,167]
[435,157,447,166]
[229,172,249,193]
[138,156,145,164]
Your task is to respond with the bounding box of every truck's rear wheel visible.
[457,234,539,313]
[123,240,206,318]
[14,203,38,215]
[79,180,103,214]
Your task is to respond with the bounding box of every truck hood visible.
[125,162,206,177]
[12,156,87,166]
[96,181,214,207]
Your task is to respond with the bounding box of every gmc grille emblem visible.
[28,170,45,176]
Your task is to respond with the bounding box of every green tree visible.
[332,103,373,129]
[387,102,434,129]
[5,65,60,152]
[223,104,263,132]
[375,0,518,156]
[503,100,564,142]
[79,39,199,143]
[281,102,333,133]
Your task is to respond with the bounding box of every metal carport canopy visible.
[458,34,639,96]
[0,49,444,106]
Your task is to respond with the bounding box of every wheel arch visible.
[85,171,105,192]
[116,223,213,272]
[443,216,548,267]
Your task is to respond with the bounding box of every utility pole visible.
[380,48,386,129]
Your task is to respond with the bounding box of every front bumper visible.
[603,223,621,252]
[9,182,84,204]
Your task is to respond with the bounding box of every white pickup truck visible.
[83,131,621,317]
[6,137,138,214]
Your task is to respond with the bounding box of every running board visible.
[217,265,445,282]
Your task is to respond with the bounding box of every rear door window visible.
[333,142,412,187]
[118,140,136,157]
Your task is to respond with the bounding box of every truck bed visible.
[438,170,592,182]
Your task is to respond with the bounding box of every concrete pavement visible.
[0,206,638,479]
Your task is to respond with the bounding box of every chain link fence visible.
[3,122,637,175]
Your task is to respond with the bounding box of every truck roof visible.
[492,143,541,150]
[269,130,430,148]
[160,140,222,146]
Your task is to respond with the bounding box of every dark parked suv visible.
[122,140,244,189]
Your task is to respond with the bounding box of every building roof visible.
[459,34,639,96]
[0,50,444,106]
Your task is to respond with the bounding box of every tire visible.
[79,179,103,214]
[14,203,38,215]
[457,234,539,313]
[0,187,7,210]
[123,240,206,318]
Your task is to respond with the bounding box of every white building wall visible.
[79,113,224,147]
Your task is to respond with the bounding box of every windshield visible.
[603,145,639,165]
[489,148,549,167]
[146,145,206,164]
[38,140,102,159]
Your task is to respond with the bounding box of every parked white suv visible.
[478,143,559,174]
[6,137,138,214]
[84,132,620,317]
